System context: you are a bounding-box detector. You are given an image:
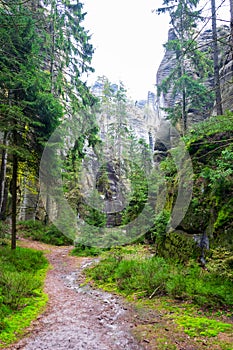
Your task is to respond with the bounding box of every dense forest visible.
[0,0,233,349]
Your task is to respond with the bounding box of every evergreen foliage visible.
[17,220,73,246]
[0,2,232,348]
[157,0,214,131]
[0,0,98,247]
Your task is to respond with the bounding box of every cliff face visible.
[219,26,233,113]
[91,83,160,151]
[156,25,232,126]
[156,29,178,121]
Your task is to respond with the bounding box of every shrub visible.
[0,271,42,309]
[71,244,104,257]
[43,225,73,246]
[0,245,48,338]
[114,259,142,292]
[18,220,73,246]
[0,246,47,272]
[0,222,10,246]
[85,252,233,307]
[86,255,120,284]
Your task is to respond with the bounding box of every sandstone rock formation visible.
[92,83,160,151]
[156,25,232,125]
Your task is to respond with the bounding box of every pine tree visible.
[44,0,96,108]
[157,0,214,132]
[0,0,99,247]
[0,2,63,248]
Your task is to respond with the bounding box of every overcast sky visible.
[82,0,230,101]
[82,0,169,100]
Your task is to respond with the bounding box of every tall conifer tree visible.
[157,0,214,132]
[0,0,97,247]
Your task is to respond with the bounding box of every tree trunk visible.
[0,178,8,221]
[50,1,57,94]
[182,87,187,133]
[11,150,18,250]
[0,132,9,219]
[44,189,51,225]
[211,0,223,115]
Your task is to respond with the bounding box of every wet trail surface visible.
[8,241,144,350]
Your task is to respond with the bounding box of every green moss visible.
[184,113,233,147]
[156,231,200,263]
[0,294,48,347]
[214,199,233,229]
[206,248,233,281]
[177,315,232,337]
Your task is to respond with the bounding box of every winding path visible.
[8,240,144,350]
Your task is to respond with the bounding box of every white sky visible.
[82,0,230,101]
[82,0,169,100]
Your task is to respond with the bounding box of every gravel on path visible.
[7,240,144,350]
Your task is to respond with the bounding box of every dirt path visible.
[8,240,144,350]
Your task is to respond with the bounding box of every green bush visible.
[71,244,104,257]
[86,255,120,283]
[0,222,10,246]
[146,210,170,244]
[139,257,170,295]
[85,253,233,307]
[114,259,142,292]
[165,267,188,298]
[0,246,47,272]
[43,225,73,246]
[0,245,48,338]
[86,255,170,297]
[0,271,41,309]
[18,220,73,246]
[0,309,7,332]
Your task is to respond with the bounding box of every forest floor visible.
[5,240,233,350]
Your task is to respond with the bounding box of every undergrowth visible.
[85,248,233,308]
[71,244,105,257]
[0,246,49,347]
[17,220,73,246]
[85,246,233,347]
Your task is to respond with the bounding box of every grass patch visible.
[0,277,48,347]
[85,248,233,307]
[71,243,148,258]
[0,246,49,347]
[85,247,233,349]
